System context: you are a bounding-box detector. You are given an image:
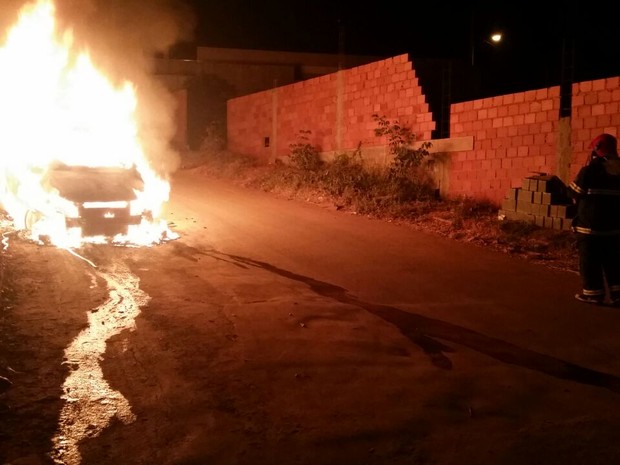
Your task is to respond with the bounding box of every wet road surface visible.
[2,168,620,465]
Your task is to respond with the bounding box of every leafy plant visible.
[372,114,435,201]
[447,196,499,229]
[288,130,322,171]
[372,114,431,174]
[317,145,379,205]
[191,142,578,273]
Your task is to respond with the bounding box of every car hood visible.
[44,165,144,203]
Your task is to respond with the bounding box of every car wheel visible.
[24,209,43,231]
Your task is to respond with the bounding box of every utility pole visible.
[440,60,452,139]
[338,19,345,70]
[470,12,475,67]
[336,19,345,152]
[559,16,575,118]
[557,6,576,183]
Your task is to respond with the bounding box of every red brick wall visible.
[448,76,620,204]
[449,87,561,204]
[225,52,620,206]
[569,76,620,179]
[227,54,435,161]
[275,73,338,158]
[340,55,434,150]
[227,90,274,163]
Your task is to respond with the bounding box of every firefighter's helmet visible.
[590,133,618,157]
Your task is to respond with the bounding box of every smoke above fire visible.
[1,0,196,177]
[0,0,194,247]
[57,0,196,176]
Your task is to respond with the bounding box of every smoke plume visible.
[1,0,197,178]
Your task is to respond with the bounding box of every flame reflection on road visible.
[51,262,149,465]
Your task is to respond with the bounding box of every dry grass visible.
[183,150,579,274]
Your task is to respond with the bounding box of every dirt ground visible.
[2,169,618,465]
[186,156,580,276]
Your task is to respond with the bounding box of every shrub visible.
[288,130,323,171]
[199,116,439,217]
[372,114,431,172]
[372,114,435,201]
[318,145,374,198]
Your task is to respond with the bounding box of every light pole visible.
[471,29,503,67]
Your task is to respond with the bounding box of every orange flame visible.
[0,0,178,248]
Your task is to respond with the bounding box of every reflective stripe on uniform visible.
[585,188,620,195]
[583,288,605,296]
[569,182,620,196]
[572,226,620,235]
[569,181,584,194]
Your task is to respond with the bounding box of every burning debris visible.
[0,0,182,248]
[51,263,149,465]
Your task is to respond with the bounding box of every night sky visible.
[181,0,620,100]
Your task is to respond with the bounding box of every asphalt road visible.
[2,167,620,465]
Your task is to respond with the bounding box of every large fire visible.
[0,0,178,248]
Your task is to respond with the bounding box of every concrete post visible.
[336,70,344,152]
[557,117,571,183]
[271,87,278,162]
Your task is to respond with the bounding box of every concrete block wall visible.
[448,76,620,205]
[340,55,435,150]
[224,52,620,207]
[227,91,274,163]
[449,87,561,204]
[569,76,620,179]
[276,74,338,158]
[227,54,435,162]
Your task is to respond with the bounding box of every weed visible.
[288,130,322,171]
[318,145,374,201]
[372,114,431,171]
[448,196,499,228]
[372,114,435,202]
[182,116,578,272]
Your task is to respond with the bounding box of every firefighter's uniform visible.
[569,134,620,304]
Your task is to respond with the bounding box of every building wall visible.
[153,47,381,97]
[569,77,620,179]
[196,47,379,70]
[154,58,296,100]
[227,91,275,163]
[449,87,561,204]
[155,47,382,149]
[172,88,188,149]
[449,76,620,204]
[225,52,620,206]
[227,54,435,162]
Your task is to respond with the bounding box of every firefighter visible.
[569,133,620,305]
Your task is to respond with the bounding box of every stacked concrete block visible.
[498,173,575,230]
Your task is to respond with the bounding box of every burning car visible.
[44,162,151,239]
[3,162,156,246]
[0,0,178,248]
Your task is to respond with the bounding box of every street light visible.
[471,31,503,66]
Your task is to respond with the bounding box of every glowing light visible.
[51,263,149,465]
[490,33,502,43]
[0,0,177,247]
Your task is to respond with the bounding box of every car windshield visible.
[44,163,145,203]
